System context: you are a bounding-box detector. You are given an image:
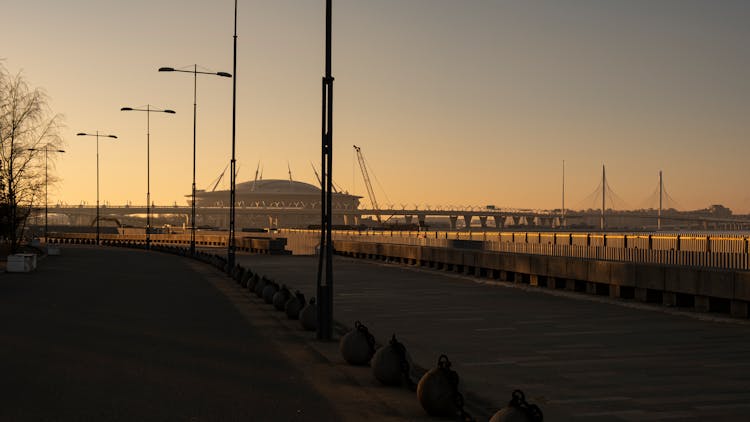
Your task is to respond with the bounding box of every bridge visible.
[37,203,750,231]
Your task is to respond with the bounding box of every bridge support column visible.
[463,215,472,229]
[449,216,458,231]
[494,216,504,229]
[405,215,413,225]
[479,216,488,228]
[418,214,426,228]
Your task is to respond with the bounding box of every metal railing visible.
[280,229,750,271]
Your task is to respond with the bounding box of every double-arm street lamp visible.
[121,105,175,249]
[27,145,65,239]
[158,65,231,256]
[76,131,118,244]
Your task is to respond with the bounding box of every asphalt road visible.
[237,253,750,422]
[0,247,341,422]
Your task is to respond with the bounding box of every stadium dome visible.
[190,178,362,228]
[235,179,321,194]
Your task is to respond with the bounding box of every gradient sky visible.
[3,1,749,212]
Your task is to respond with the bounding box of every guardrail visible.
[46,233,289,255]
[280,229,750,271]
[46,229,750,271]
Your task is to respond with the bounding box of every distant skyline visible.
[3,1,749,212]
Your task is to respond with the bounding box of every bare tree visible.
[0,64,64,251]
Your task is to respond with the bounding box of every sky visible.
[2,0,749,212]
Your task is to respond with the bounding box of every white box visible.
[6,253,37,272]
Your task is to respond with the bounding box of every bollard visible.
[272,286,291,311]
[299,298,317,331]
[233,265,244,283]
[340,321,377,366]
[284,291,305,320]
[489,390,543,422]
[247,273,260,292]
[262,282,278,304]
[241,270,253,288]
[417,354,472,420]
[254,276,268,297]
[372,334,414,386]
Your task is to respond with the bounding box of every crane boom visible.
[353,145,382,223]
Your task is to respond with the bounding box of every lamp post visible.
[229,0,239,273]
[121,105,175,249]
[158,65,231,256]
[76,131,117,244]
[27,145,65,239]
[316,0,335,340]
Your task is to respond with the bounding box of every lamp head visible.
[76,132,86,136]
[217,72,232,78]
[108,135,118,139]
[164,109,176,114]
[120,107,133,111]
[158,67,175,72]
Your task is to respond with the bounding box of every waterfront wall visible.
[333,240,750,319]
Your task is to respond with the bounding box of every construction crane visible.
[353,145,382,223]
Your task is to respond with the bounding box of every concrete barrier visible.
[334,240,750,319]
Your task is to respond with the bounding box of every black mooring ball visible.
[272,287,291,311]
[299,298,317,331]
[340,321,375,366]
[417,355,459,417]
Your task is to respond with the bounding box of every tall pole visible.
[28,145,64,239]
[562,159,565,228]
[658,170,663,231]
[317,0,334,340]
[146,105,151,249]
[96,131,101,244]
[228,0,238,272]
[158,66,230,254]
[76,132,117,244]
[192,65,198,256]
[44,147,48,238]
[601,164,605,231]
[120,106,174,248]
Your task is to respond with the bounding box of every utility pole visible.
[317,0,334,341]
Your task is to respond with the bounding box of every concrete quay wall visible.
[334,240,750,319]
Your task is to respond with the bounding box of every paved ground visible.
[0,246,427,422]
[237,253,750,422]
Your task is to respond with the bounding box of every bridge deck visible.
[237,253,750,421]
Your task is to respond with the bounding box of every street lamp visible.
[121,105,175,249]
[158,65,231,256]
[27,145,65,239]
[317,0,335,340]
[76,131,117,244]
[229,0,239,274]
